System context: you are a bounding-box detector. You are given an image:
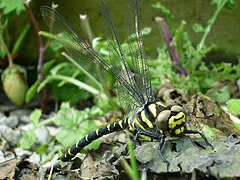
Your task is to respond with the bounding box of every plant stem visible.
[0,18,13,66]
[154,16,187,76]
[0,34,13,66]
[198,0,227,50]
[39,31,57,40]
[37,74,101,95]
[24,0,45,81]
[62,52,103,90]
[11,23,31,57]
[80,14,94,46]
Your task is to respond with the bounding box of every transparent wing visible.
[101,1,149,112]
[126,0,153,102]
[40,5,144,113]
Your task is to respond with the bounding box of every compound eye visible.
[156,110,171,131]
[170,105,183,112]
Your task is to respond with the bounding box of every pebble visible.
[34,126,51,145]
[237,79,240,92]
[0,115,19,128]
[10,109,31,124]
[29,152,41,165]
[0,125,21,146]
[15,147,32,157]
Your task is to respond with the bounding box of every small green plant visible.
[19,101,121,161]
[151,0,238,104]
[0,1,30,106]
[0,0,25,15]
[120,141,139,180]
[226,99,240,116]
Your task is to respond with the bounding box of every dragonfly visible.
[40,0,213,166]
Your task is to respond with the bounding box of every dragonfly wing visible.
[40,6,115,88]
[101,1,146,113]
[126,0,153,102]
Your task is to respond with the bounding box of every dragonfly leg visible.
[158,133,170,169]
[184,129,214,150]
[133,131,142,148]
[133,129,159,148]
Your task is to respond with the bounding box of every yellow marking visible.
[156,101,166,107]
[175,126,185,135]
[85,135,89,141]
[181,126,185,132]
[134,118,147,131]
[68,149,74,156]
[127,118,135,131]
[119,120,123,129]
[107,124,111,131]
[76,141,79,148]
[129,127,135,131]
[182,118,186,123]
[141,111,153,128]
[168,112,185,129]
[149,104,157,117]
[96,129,99,136]
[175,129,181,135]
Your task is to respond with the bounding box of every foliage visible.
[21,0,239,167]
[0,0,25,15]
[0,0,30,106]
[19,101,121,159]
[19,109,42,149]
[226,99,240,115]
[121,141,139,180]
[54,103,102,152]
[150,0,238,104]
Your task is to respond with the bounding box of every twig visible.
[154,16,187,76]
[198,0,227,50]
[0,19,13,66]
[79,14,94,46]
[24,0,47,111]
[24,0,45,81]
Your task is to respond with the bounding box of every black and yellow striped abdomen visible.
[60,100,188,162]
[60,118,130,162]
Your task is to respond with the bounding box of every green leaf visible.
[60,102,70,109]
[226,99,240,115]
[224,0,235,9]
[151,2,170,15]
[208,85,230,103]
[56,120,100,151]
[36,144,48,155]
[29,109,42,124]
[0,0,25,15]
[43,60,55,76]
[233,121,240,132]
[49,39,63,52]
[54,106,87,127]
[19,130,37,149]
[25,80,40,103]
[192,23,204,33]
[50,82,89,104]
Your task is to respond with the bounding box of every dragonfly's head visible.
[155,105,186,136]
